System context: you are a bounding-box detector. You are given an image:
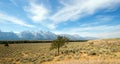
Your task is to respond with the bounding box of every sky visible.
[0,0,120,38]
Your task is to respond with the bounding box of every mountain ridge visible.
[0,30,96,40]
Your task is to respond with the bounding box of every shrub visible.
[4,43,9,47]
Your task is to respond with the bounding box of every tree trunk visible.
[58,43,60,55]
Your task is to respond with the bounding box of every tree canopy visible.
[50,36,69,55]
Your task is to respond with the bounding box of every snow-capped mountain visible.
[17,31,57,40]
[0,31,19,40]
[0,30,95,40]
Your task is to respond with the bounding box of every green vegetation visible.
[50,36,69,55]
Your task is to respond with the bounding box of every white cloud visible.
[22,0,120,30]
[98,30,120,38]
[80,15,113,27]
[50,0,120,25]
[54,25,120,37]
[72,25,120,32]
[47,24,56,29]
[24,2,49,22]
[0,13,34,28]
[23,1,59,29]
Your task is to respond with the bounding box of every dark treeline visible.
[0,40,52,44]
[0,40,88,44]
[69,40,88,42]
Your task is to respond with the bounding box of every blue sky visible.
[0,0,120,38]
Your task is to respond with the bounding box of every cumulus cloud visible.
[50,0,120,25]
[0,13,34,28]
[24,2,49,22]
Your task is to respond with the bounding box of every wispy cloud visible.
[0,0,120,38]
[23,1,57,29]
[54,25,120,37]
[10,0,18,7]
[98,30,120,38]
[23,0,120,29]
[50,0,120,25]
[68,25,120,33]
[0,13,34,28]
[80,15,114,27]
[24,1,49,22]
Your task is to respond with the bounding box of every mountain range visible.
[0,30,96,40]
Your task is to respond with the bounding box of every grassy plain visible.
[0,38,120,64]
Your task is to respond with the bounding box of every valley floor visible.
[0,38,120,64]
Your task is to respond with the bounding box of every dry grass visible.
[0,38,120,64]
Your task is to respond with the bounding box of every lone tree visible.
[50,36,69,55]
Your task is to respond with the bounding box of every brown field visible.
[0,38,120,64]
